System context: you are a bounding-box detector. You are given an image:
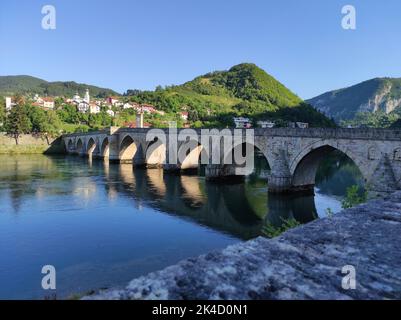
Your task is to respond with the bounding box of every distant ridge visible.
[0,75,119,98]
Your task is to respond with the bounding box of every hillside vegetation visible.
[125,63,334,127]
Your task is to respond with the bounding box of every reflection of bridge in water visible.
[88,160,318,240]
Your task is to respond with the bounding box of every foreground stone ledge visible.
[83,192,401,300]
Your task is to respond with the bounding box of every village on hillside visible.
[3,90,310,131]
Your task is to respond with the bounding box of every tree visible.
[5,104,32,144]
[56,104,80,124]
[39,110,62,144]
[188,109,200,122]
[13,94,25,106]
[27,105,47,132]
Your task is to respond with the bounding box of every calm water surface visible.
[0,153,363,299]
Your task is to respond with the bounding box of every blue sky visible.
[0,0,400,99]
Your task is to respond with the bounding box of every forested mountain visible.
[0,75,118,98]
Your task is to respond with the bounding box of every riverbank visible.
[85,192,401,300]
[0,133,65,154]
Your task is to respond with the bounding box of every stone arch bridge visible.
[63,127,401,197]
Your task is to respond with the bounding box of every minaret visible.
[84,89,90,103]
[136,111,144,128]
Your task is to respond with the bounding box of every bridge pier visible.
[108,134,121,163]
[163,164,200,175]
[205,164,245,182]
[163,164,182,173]
[268,149,294,194]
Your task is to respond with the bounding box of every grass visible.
[60,123,89,133]
[0,144,48,154]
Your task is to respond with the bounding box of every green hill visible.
[0,75,119,98]
[307,78,401,122]
[126,63,334,127]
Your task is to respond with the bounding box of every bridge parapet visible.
[63,127,401,140]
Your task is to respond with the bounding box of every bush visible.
[262,218,301,238]
[341,185,367,209]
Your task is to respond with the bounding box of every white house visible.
[233,117,252,128]
[140,104,157,114]
[123,103,134,110]
[78,101,90,113]
[89,103,101,114]
[180,111,189,121]
[106,109,115,117]
[296,122,309,129]
[257,120,275,128]
[42,97,55,110]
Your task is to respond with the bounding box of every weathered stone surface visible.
[83,192,401,300]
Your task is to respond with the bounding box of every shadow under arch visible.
[291,145,366,193]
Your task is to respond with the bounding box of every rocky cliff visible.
[307,78,401,121]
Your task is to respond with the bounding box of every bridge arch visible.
[76,138,84,155]
[67,139,74,152]
[119,135,140,163]
[290,141,367,191]
[223,142,272,176]
[86,138,97,156]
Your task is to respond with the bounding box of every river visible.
[0,151,364,299]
